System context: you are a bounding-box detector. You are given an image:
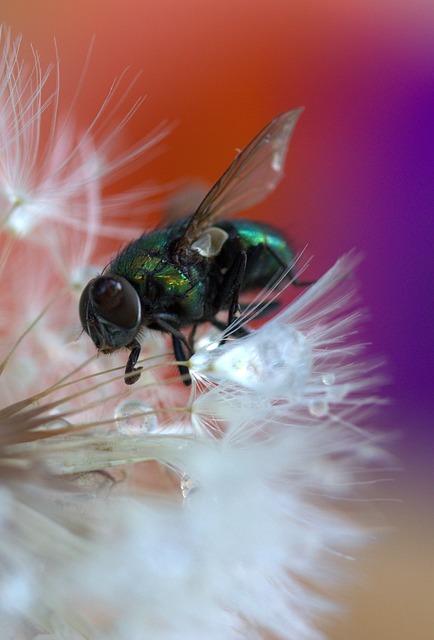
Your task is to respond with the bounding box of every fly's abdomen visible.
[218,220,295,289]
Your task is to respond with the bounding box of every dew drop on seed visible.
[180,473,197,499]
[114,399,157,435]
[194,328,222,352]
[322,372,336,386]
[39,418,72,432]
[36,418,72,448]
[309,400,329,417]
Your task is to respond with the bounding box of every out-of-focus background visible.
[1,1,432,637]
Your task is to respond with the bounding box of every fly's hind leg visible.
[171,334,192,386]
[209,243,313,344]
[154,313,193,386]
[211,317,249,339]
[211,250,249,342]
[213,250,248,328]
[265,244,314,287]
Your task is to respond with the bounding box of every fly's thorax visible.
[114,259,208,326]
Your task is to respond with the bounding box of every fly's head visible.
[79,275,142,353]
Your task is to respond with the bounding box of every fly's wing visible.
[176,107,303,254]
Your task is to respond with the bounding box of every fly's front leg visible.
[124,343,142,385]
[154,313,193,386]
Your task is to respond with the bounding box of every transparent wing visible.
[177,107,303,252]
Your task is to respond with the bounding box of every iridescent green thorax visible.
[109,218,295,324]
[109,223,207,322]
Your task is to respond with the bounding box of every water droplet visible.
[36,417,72,432]
[193,328,222,352]
[322,372,335,386]
[114,399,157,435]
[309,400,329,417]
[180,473,198,499]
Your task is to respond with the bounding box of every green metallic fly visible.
[79,108,311,385]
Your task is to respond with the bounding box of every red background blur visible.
[1,2,433,637]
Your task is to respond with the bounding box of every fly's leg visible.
[210,241,313,345]
[264,244,314,286]
[227,251,248,325]
[211,250,249,343]
[124,343,142,385]
[171,334,192,386]
[154,313,193,386]
[239,299,281,320]
[211,299,281,340]
[211,317,249,339]
[187,323,198,346]
[213,250,247,327]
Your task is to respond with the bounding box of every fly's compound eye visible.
[91,275,141,330]
[79,274,141,334]
[79,280,94,331]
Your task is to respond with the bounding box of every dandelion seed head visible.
[0,26,168,243]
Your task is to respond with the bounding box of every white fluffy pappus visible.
[0,254,387,640]
[0,26,168,241]
[190,253,384,429]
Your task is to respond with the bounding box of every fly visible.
[79,108,311,385]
